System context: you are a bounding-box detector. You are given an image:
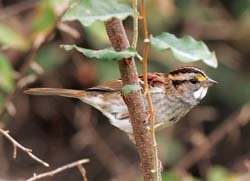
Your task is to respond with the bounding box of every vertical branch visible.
[141,0,150,95]
[105,18,154,180]
[140,0,161,180]
[132,0,139,49]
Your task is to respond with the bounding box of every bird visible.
[25,66,217,134]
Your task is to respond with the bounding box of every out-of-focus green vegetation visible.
[0,0,250,180]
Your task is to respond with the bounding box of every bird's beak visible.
[204,78,218,87]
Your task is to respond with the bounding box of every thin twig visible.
[26,159,89,181]
[141,0,150,95]
[0,128,49,167]
[132,0,139,49]
[0,4,69,119]
[78,164,88,181]
[140,0,161,180]
[175,105,250,170]
[57,22,81,39]
[0,4,69,162]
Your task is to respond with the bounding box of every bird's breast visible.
[149,92,192,125]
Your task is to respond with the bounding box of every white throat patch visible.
[193,87,208,99]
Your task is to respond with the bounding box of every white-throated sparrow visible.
[25,66,217,134]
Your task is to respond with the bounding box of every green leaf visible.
[96,61,120,83]
[0,92,5,108]
[32,0,56,33]
[62,0,134,26]
[162,171,182,181]
[122,85,141,95]
[49,0,78,7]
[207,166,227,181]
[150,32,218,68]
[36,43,67,72]
[0,24,30,51]
[84,22,109,49]
[62,45,138,61]
[0,53,14,92]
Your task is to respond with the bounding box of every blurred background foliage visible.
[0,0,250,180]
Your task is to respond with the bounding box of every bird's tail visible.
[24,88,86,99]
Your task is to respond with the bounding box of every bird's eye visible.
[190,79,198,84]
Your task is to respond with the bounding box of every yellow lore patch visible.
[196,74,207,81]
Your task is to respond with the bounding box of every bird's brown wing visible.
[138,72,166,89]
[86,80,123,92]
[87,72,166,92]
